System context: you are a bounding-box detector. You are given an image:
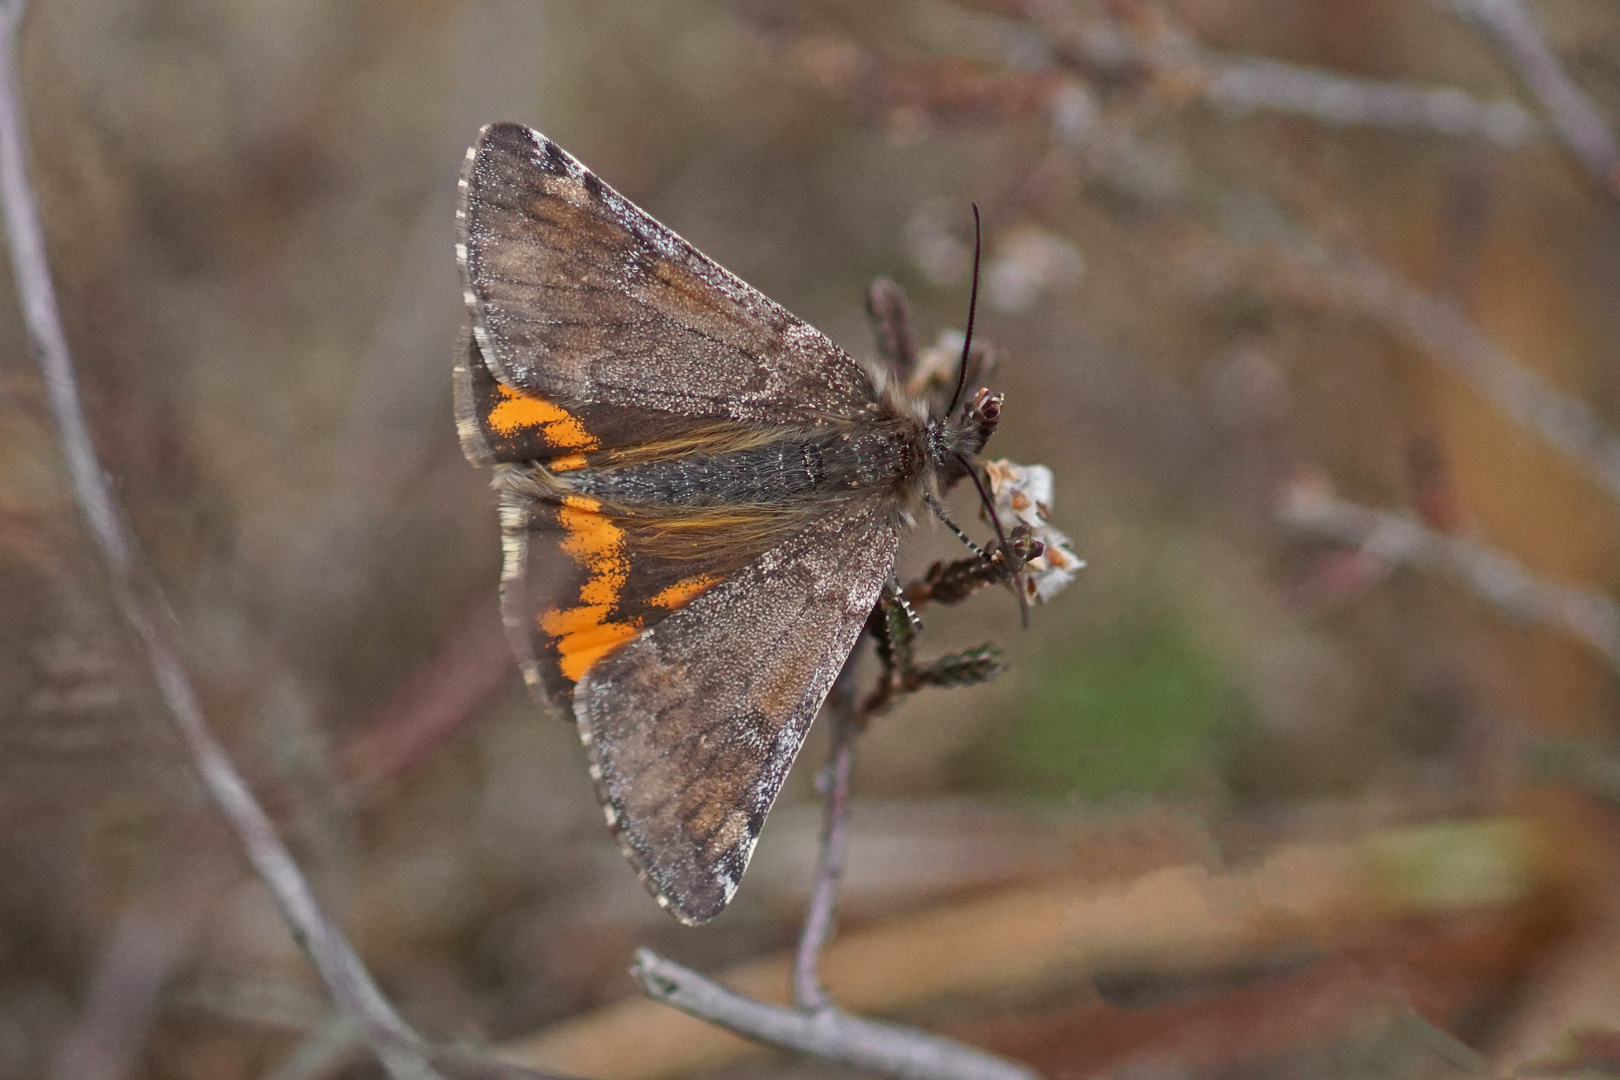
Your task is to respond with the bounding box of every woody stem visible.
[792,645,862,1011]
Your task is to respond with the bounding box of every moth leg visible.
[859,526,1042,718]
[862,580,915,719]
[862,576,1006,719]
[905,523,1043,608]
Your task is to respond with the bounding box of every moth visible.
[454,122,1004,924]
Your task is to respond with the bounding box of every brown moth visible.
[454,122,999,923]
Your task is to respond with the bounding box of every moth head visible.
[926,386,1001,470]
[924,200,998,472]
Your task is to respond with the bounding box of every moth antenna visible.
[923,490,987,560]
[945,203,982,419]
[956,452,1031,629]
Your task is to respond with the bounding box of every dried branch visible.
[791,660,860,1011]
[631,950,1041,1080]
[1205,56,1539,145]
[1265,244,1620,506]
[1278,482,1620,673]
[0,7,550,1079]
[951,1,1542,146]
[1439,0,1620,199]
[796,7,1538,151]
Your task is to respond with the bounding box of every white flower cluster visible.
[981,459,1084,603]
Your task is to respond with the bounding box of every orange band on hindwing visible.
[540,495,643,682]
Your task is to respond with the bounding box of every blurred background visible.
[4,0,1620,1076]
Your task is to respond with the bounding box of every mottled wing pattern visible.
[573,501,899,924]
[457,121,886,462]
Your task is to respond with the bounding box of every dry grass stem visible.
[790,662,860,1012]
[982,0,1542,145]
[1205,57,1539,144]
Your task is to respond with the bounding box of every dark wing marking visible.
[571,502,900,924]
[457,122,887,455]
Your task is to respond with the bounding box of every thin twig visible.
[0,6,444,1077]
[631,950,1041,1080]
[1278,483,1620,673]
[993,1,1544,146]
[1205,56,1539,145]
[791,658,861,1011]
[1440,0,1620,199]
[1268,244,1620,507]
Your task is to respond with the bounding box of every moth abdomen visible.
[557,427,923,507]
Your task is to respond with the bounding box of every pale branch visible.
[1014,2,1542,146]
[1271,245,1620,507]
[1205,56,1539,145]
[1278,485,1620,673]
[0,4,463,1078]
[630,950,1042,1080]
[1439,0,1620,198]
[790,659,860,1011]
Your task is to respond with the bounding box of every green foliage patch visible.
[968,616,1240,800]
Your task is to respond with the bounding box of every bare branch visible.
[1205,56,1539,145]
[1267,244,1620,506]
[631,949,1041,1080]
[791,660,860,1011]
[1278,483,1620,673]
[982,2,1543,146]
[1440,0,1620,198]
[0,8,452,1078]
